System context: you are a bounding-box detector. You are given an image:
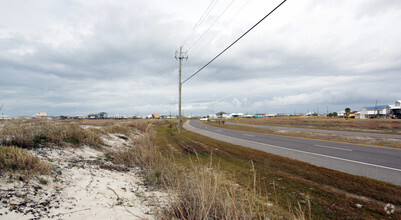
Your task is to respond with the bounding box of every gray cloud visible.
[1,0,400,117]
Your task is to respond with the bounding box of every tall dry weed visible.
[160,156,276,219]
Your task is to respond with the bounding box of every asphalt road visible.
[226,122,401,139]
[184,120,401,185]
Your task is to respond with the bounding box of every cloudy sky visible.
[1,0,401,117]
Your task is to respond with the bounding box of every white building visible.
[228,113,244,118]
[359,105,389,119]
[265,113,278,117]
[337,111,345,117]
[389,100,401,119]
[33,112,48,119]
[0,115,11,120]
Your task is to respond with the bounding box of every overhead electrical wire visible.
[187,0,236,52]
[229,0,252,23]
[186,0,252,61]
[180,0,219,47]
[182,0,287,84]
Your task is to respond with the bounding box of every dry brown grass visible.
[160,156,291,219]
[0,119,103,148]
[231,117,401,134]
[153,122,401,219]
[101,124,133,137]
[0,145,51,175]
[107,121,288,219]
[210,122,401,149]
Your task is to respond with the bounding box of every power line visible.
[185,0,252,63]
[182,0,287,84]
[180,0,219,47]
[228,0,252,23]
[187,0,236,52]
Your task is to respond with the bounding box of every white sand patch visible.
[0,146,168,219]
[101,133,131,150]
[48,165,163,219]
[80,125,102,130]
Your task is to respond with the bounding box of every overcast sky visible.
[1,0,401,117]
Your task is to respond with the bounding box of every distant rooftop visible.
[361,105,388,111]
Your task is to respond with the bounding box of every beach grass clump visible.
[0,145,51,175]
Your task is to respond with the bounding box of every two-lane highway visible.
[184,120,401,185]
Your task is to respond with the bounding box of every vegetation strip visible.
[205,119,401,149]
[154,121,401,218]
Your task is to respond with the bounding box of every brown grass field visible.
[227,116,401,134]
[154,120,401,219]
[207,117,401,149]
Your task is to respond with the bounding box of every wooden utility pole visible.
[175,47,188,134]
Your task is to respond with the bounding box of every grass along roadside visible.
[104,121,285,218]
[205,120,401,149]
[1,119,400,218]
[225,117,401,134]
[154,121,401,219]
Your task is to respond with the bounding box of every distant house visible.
[359,105,389,119]
[305,112,318,116]
[98,112,108,119]
[88,113,97,119]
[152,113,161,119]
[254,113,265,118]
[56,115,69,120]
[33,112,48,119]
[112,114,127,119]
[216,112,227,118]
[88,112,108,119]
[389,100,401,119]
[229,113,244,118]
[265,113,278,117]
[337,111,345,118]
[0,115,11,120]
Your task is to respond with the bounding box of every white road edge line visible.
[314,144,352,152]
[188,122,401,173]
[243,134,255,137]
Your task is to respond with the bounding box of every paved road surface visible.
[184,120,401,185]
[226,122,401,139]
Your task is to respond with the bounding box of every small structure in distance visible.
[33,112,48,119]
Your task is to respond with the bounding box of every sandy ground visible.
[0,134,168,219]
